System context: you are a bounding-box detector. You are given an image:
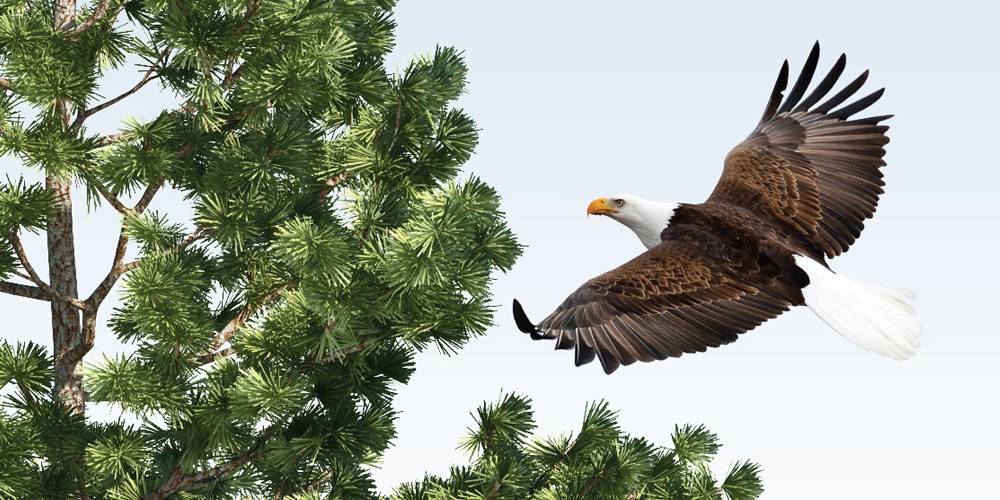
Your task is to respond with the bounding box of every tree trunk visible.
[51,0,85,414]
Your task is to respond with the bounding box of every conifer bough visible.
[391,394,764,500]
[0,1,764,498]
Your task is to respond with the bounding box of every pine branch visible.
[85,178,165,309]
[8,233,85,310]
[134,177,164,213]
[84,226,129,308]
[15,379,37,406]
[199,284,291,364]
[75,52,167,128]
[197,346,234,365]
[234,0,262,37]
[219,0,261,87]
[142,423,278,499]
[0,280,47,301]
[120,230,203,273]
[316,171,350,199]
[67,0,115,36]
[94,132,127,147]
[85,173,130,215]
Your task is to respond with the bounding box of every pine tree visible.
[389,394,765,500]
[0,0,523,497]
[0,2,767,498]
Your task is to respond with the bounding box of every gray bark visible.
[51,0,86,414]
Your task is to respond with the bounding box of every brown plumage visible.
[514,42,898,373]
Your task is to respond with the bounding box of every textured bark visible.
[51,0,86,414]
[47,176,85,412]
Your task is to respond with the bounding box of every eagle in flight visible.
[513,42,920,374]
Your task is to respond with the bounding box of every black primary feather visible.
[829,88,885,120]
[794,53,846,112]
[760,60,789,123]
[778,41,820,114]
[814,70,869,113]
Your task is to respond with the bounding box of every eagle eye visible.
[615,199,625,208]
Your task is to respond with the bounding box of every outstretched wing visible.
[709,42,891,258]
[513,233,804,374]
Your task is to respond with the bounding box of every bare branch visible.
[84,180,164,309]
[67,0,114,36]
[84,228,129,309]
[8,233,85,310]
[69,309,98,364]
[0,280,48,301]
[75,52,166,127]
[134,177,165,213]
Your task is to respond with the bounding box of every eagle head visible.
[586,195,678,249]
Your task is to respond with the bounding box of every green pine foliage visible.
[0,1,766,498]
[391,394,765,500]
[0,0,527,497]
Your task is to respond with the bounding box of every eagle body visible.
[515,43,921,373]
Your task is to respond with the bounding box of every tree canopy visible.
[0,1,766,498]
[0,0,521,497]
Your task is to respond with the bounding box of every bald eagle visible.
[513,43,920,374]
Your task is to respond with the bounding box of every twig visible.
[197,347,234,365]
[134,177,165,213]
[8,233,85,310]
[87,175,130,215]
[234,0,262,37]
[221,63,245,88]
[201,284,290,359]
[75,51,167,128]
[84,227,129,309]
[120,230,204,273]
[94,132,128,147]
[67,0,114,36]
[316,171,350,198]
[83,178,167,308]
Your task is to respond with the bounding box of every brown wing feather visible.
[512,43,890,373]
[513,234,801,374]
[710,43,891,258]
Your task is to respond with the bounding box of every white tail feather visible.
[795,256,921,360]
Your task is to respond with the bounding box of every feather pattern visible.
[515,43,894,373]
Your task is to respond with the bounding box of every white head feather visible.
[587,194,678,249]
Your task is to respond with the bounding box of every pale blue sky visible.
[376,1,1000,498]
[2,1,998,498]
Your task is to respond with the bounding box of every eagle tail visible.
[512,299,546,340]
[795,256,921,360]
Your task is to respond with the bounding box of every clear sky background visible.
[2,1,998,498]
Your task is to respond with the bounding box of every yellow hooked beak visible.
[587,197,617,216]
